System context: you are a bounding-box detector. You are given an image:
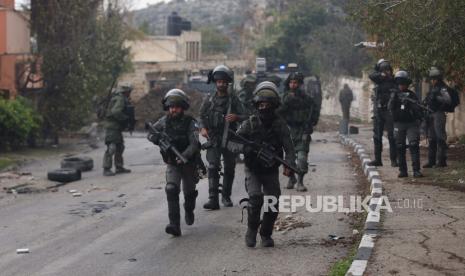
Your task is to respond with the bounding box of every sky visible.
[15,0,169,11]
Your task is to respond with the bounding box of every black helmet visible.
[376,59,392,72]
[394,70,412,85]
[162,89,190,110]
[252,81,281,108]
[207,65,234,83]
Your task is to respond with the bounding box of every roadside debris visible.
[72,192,83,197]
[328,234,345,241]
[352,229,360,235]
[16,248,30,254]
[128,258,137,262]
[275,215,311,232]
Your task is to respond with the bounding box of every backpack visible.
[444,87,460,113]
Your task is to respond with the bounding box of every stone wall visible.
[320,73,373,122]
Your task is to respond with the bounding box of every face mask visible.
[258,107,275,121]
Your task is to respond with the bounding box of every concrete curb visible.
[340,134,383,276]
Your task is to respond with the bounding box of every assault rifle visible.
[146,123,188,164]
[228,129,301,174]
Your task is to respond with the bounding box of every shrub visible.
[0,97,42,150]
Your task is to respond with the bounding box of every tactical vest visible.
[161,115,194,164]
[392,91,421,123]
[281,90,312,127]
[244,115,284,173]
[375,80,396,110]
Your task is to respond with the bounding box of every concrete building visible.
[0,0,31,99]
[121,30,247,102]
[126,31,201,63]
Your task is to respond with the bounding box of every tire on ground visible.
[47,169,82,183]
[60,156,94,172]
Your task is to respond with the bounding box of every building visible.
[126,31,201,63]
[0,0,31,99]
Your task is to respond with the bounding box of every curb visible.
[340,134,383,276]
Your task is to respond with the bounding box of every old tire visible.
[47,169,82,183]
[61,156,94,172]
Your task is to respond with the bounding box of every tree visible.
[29,0,131,142]
[256,0,371,76]
[349,0,465,85]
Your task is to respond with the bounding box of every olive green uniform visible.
[149,114,200,233]
[103,92,130,170]
[278,89,314,176]
[199,92,246,204]
[236,114,296,243]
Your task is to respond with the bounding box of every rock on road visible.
[0,132,360,276]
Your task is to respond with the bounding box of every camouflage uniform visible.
[199,65,246,209]
[234,81,296,247]
[148,89,200,237]
[237,75,257,116]
[423,70,451,168]
[278,87,313,191]
[102,88,132,175]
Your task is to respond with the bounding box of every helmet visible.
[117,82,133,93]
[429,66,443,79]
[284,72,304,88]
[162,89,190,110]
[394,70,412,85]
[240,74,257,86]
[208,65,234,83]
[377,59,392,72]
[252,81,281,108]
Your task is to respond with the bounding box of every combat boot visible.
[389,138,398,167]
[221,174,234,207]
[203,174,220,210]
[410,145,423,178]
[437,143,448,167]
[295,174,307,192]
[246,195,263,248]
[369,144,383,166]
[260,205,278,248]
[184,190,198,226]
[286,175,297,189]
[397,145,407,178]
[423,142,437,168]
[165,184,181,237]
[115,167,131,174]
[103,169,115,176]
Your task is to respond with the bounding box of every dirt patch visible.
[314,115,341,133]
[412,144,465,192]
[133,86,207,130]
[275,214,312,232]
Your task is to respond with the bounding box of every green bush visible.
[0,97,42,150]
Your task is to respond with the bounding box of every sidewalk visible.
[350,125,465,276]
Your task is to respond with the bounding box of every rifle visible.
[401,97,433,113]
[97,78,118,120]
[228,129,301,174]
[147,123,188,164]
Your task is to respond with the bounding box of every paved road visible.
[0,132,360,276]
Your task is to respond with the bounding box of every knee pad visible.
[107,143,117,155]
[165,183,180,200]
[248,195,264,209]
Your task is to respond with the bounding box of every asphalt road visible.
[0,132,360,276]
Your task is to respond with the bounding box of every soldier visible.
[147,89,200,237]
[233,81,296,247]
[339,84,354,135]
[388,71,423,178]
[423,67,452,168]
[368,59,398,167]
[102,83,134,176]
[237,74,258,116]
[278,72,312,192]
[199,65,246,209]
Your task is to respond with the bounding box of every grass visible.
[410,160,465,192]
[329,247,357,276]
[0,157,15,171]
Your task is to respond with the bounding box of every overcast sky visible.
[15,0,168,11]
